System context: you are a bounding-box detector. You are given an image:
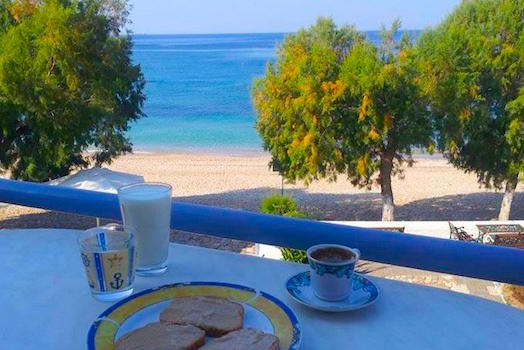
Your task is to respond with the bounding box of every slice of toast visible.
[114,322,205,350]
[200,328,280,350]
[159,296,244,337]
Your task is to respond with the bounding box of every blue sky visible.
[129,0,461,34]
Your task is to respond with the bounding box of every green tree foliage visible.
[417,0,523,220]
[260,194,308,264]
[0,0,14,32]
[253,18,432,220]
[0,0,145,181]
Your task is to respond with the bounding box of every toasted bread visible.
[114,322,205,350]
[159,296,244,336]
[200,328,280,350]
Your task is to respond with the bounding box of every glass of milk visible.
[117,183,172,276]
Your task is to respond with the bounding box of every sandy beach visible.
[109,151,523,220]
[1,151,523,230]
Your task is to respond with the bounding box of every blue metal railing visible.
[0,178,523,285]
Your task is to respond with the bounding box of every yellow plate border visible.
[88,281,301,349]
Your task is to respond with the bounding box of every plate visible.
[87,281,301,349]
[286,271,378,312]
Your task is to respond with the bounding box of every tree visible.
[0,0,145,181]
[417,0,523,220]
[253,18,432,221]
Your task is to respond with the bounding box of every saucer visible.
[285,271,379,312]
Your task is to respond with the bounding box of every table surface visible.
[477,224,524,234]
[1,229,523,349]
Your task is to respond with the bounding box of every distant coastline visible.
[130,30,422,38]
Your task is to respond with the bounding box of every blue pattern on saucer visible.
[286,271,379,312]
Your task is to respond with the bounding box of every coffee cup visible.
[306,244,360,301]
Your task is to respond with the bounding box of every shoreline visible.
[128,146,269,157]
[126,146,446,160]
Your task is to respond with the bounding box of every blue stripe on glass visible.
[93,253,105,292]
[97,232,107,251]
[128,245,134,285]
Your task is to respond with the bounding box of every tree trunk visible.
[379,156,395,221]
[498,174,518,221]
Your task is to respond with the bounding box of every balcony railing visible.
[0,178,523,285]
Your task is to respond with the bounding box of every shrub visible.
[261,194,301,217]
[280,248,308,264]
[260,194,309,264]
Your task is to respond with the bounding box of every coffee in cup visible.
[307,244,360,301]
[310,246,356,263]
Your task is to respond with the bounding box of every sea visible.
[129,32,415,153]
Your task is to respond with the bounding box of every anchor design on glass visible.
[110,272,124,289]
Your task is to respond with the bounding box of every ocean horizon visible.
[128,31,420,152]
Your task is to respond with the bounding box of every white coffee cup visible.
[307,244,360,301]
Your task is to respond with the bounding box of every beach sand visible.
[1,151,523,230]
[108,151,523,220]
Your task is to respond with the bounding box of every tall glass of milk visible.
[117,183,172,276]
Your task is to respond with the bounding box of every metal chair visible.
[449,222,479,242]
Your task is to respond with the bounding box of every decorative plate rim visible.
[87,281,301,350]
[286,271,379,312]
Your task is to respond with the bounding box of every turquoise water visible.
[129,32,413,151]
[129,33,283,151]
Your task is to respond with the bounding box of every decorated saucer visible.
[286,271,379,312]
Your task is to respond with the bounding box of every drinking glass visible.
[117,182,172,276]
[78,224,136,301]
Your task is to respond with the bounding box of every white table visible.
[1,229,523,349]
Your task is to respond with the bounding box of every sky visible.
[128,0,461,34]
